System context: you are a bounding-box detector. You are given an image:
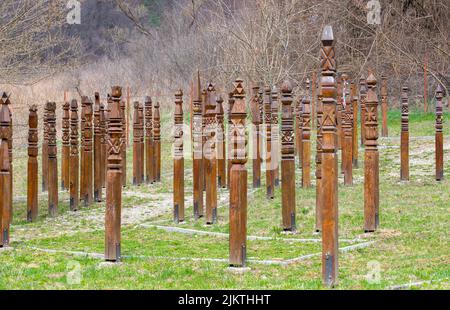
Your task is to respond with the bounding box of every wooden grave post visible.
[205,84,218,224]
[100,102,107,188]
[82,97,93,207]
[360,77,367,147]
[27,105,39,222]
[133,102,143,185]
[312,72,317,129]
[42,103,49,192]
[250,85,262,188]
[153,102,161,182]
[47,102,58,216]
[94,93,103,202]
[193,71,204,219]
[435,85,444,181]
[264,86,274,199]
[216,96,227,188]
[351,83,359,168]
[271,87,280,187]
[61,100,70,190]
[144,96,154,184]
[297,97,303,168]
[69,100,79,211]
[120,99,127,187]
[315,91,323,232]
[302,95,312,188]
[227,91,235,190]
[342,75,353,186]
[80,97,86,200]
[400,86,409,181]
[139,102,145,182]
[0,92,12,246]
[173,90,185,223]
[337,75,343,150]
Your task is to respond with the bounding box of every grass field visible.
[0,110,448,290]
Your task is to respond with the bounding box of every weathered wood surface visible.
[81,97,93,207]
[229,78,248,267]
[133,101,143,186]
[173,90,185,223]
[47,102,58,216]
[1,92,12,246]
[312,72,317,129]
[139,102,145,182]
[250,85,262,188]
[80,98,86,200]
[94,93,103,202]
[144,96,154,184]
[216,96,226,188]
[315,91,323,232]
[271,87,280,187]
[226,92,234,190]
[281,81,296,232]
[351,83,359,168]
[69,100,79,211]
[342,75,353,186]
[264,86,274,199]
[337,76,343,150]
[320,25,339,287]
[435,85,444,181]
[193,71,204,219]
[400,86,409,181]
[100,102,107,188]
[120,99,127,187]
[105,86,123,262]
[42,103,49,192]
[61,100,70,191]
[153,102,161,182]
[302,95,311,189]
[381,75,389,137]
[296,97,303,168]
[359,77,367,147]
[27,105,39,222]
[205,83,218,224]
[364,72,380,232]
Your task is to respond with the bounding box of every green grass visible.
[0,110,449,290]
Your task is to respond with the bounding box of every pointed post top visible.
[281,80,293,94]
[111,86,122,99]
[366,72,377,88]
[1,92,11,105]
[321,25,334,45]
[145,96,152,104]
[233,78,245,98]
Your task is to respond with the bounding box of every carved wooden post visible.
[174,90,185,223]
[281,81,296,231]
[94,93,103,202]
[205,84,217,224]
[216,96,226,188]
[229,79,248,267]
[27,105,39,222]
[337,76,343,150]
[105,86,123,262]
[297,98,303,168]
[153,102,161,182]
[364,72,380,232]
[139,102,145,182]
[312,72,317,129]
[227,92,235,190]
[47,102,58,216]
[400,86,409,181]
[69,100,79,211]
[250,85,261,188]
[351,83,359,168]
[202,90,207,191]
[271,87,280,186]
[294,98,300,158]
[144,96,154,184]
[302,95,311,188]
[360,77,367,147]
[82,97,94,206]
[264,86,274,199]
[320,25,339,287]
[315,92,323,232]
[8,108,12,225]
[61,100,70,190]
[80,98,86,200]
[133,102,143,185]
[193,71,204,219]
[42,104,49,192]
[435,85,444,181]
[381,75,389,137]
[100,102,107,188]
[1,92,12,246]
[120,99,127,187]
[342,75,353,186]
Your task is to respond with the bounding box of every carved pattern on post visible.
[227,92,234,190]
[342,74,353,185]
[100,102,106,188]
[359,77,367,147]
[144,97,154,184]
[337,76,343,150]
[364,72,380,232]
[271,87,280,187]
[28,105,39,222]
[320,25,339,288]
[153,102,161,182]
[0,92,12,246]
[62,101,70,190]
[381,75,389,137]
[229,79,248,267]
[174,90,184,223]
[139,102,144,182]
[42,104,49,192]
[82,97,93,207]
[302,95,311,188]
[69,100,79,211]
[47,102,58,216]
[205,83,217,224]
[264,86,274,199]
[250,85,261,188]
[281,81,296,231]
[94,93,103,202]
[133,102,143,186]
[216,96,226,188]
[120,99,127,187]
[297,97,303,168]
[315,92,323,232]
[435,85,444,181]
[400,86,409,181]
[193,72,204,219]
[351,83,359,168]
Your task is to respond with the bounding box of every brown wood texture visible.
[80,98,86,200]
[153,102,161,182]
[42,104,49,192]
[364,72,380,232]
[27,105,39,222]
[94,93,103,202]
[193,71,204,219]
[294,98,300,158]
[227,91,234,190]
[173,90,185,223]
[139,102,145,182]
[381,75,389,137]
[61,100,70,191]
[297,98,303,168]
[400,86,409,181]
[250,85,262,188]
[342,75,353,186]
[204,84,218,224]
[229,78,248,267]
[133,102,143,186]
[280,81,296,232]
[1,92,12,246]
[351,83,359,168]
[201,90,207,192]
[105,86,123,262]
[47,101,58,216]
[264,86,274,199]
[359,77,367,147]
[69,100,79,211]
[315,92,323,232]
[435,85,444,181]
[100,102,107,188]
[320,25,339,287]
[302,95,311,188]
[120,100,127,187]
[144,96,154,184]
[271,87,280,187]
[82,97,93,207]
[337,76,343,150]
[216,96,226,188]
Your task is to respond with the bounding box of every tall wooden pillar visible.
[69,100,79,211]
[201,90,207,191]
[302,96,311,188]
[94,93,103,202]
[61,101,70,190]
[381,75,389,137]
[337,76,343,150]
[315,93,323,232]
[435,85,444,181]
[120,100,127,187]
[144,96,154,184]
[312,72,317,129]
[216,96,226,188]
[360,77,367,147]
[294,98,300,158]
[42,104,49,192]
[281,81,296,232]
[364,72,380,232]
[193,71,204,219]
[320,25,339,288]
[100,102,107,188]
[271,87,280,187]
[229,79,248,267]
[153,102,161,182]
[342,76,353,186]
[351,83,359,168]
[80,98,86,200]
[105,86,123,262]
[400,86,409,181]
[133,102,143,186]
[139,102,145,182]
[226,92,234,190]
[47,102,58,216]
[250,85,262,188]
[297,98,303,168]
[264,86,274,199]
[27,105,39,222]
[174,90,185,223]
[0,92,12,246]
[205,84,218,224]
[83,98,94,207]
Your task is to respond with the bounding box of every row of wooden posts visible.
[0,26,445,287]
